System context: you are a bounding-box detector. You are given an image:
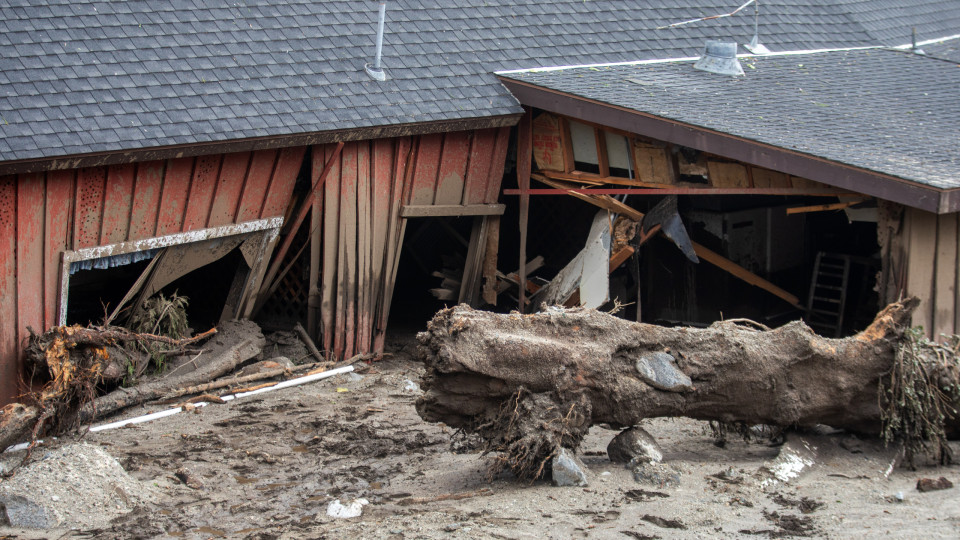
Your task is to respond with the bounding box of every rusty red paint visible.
[434,131,471,205]
[44,170,75,329]
[407,133,443,205]
[128,160,165,240]
[321,143,343,355]
[101,164,136,245]
[16,174,45,374]
[182,154,222,231]
[74,167,106,249]
[155,157,193,236]
[261,146,305,219]
[208,152,252,228]
[463,128,497,205]
[236,149,278,223]
[340,142,359,360]
[0,175,18,403]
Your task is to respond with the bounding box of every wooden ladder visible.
[805,252,851,338]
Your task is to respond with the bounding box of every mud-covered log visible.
[416,299,959,477]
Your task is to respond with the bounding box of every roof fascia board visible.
[0,114,521,176]
[500,78,950,213]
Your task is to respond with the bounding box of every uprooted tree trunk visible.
[416,299,960,479]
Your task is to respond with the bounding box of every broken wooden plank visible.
[481,216,500,306]
[322,144,343,354]
[518,108,533,313]
[691,241,801,308]
[632,140,676,185]
[609,246,635,273]
[399,204,505,218]
[785,199,868,215]
[707,161,751,188]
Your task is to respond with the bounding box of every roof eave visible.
[499,77,955,214]
[0,114,522,176]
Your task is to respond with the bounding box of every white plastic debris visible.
[402,379,420,393]
[326,498,369,519]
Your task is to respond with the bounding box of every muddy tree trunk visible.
[416,299,958,476]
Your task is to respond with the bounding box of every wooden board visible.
[261,146,306,219]
[707,161,750,188]
[484,125,512,202]
[751,167,791,188]
[208,151,252,228]
[321,144,342,354]
[236,149,278,223]
[434,131,471,205]
[0,175,19,402]
[128,160,164,240]
[356,140,372,352]
[17,174,45,350]
[790,176,827,189]
[73,167,107,248]
[463,128,496,205]
[155,157,193,236]
[905,207,937,336]
[44,170,74,329]
[182,154,222,231]
[532,112,565,172]
[407,133,443,205]
[101,164,136,244]
[934,213,958,338]
[632,140,675,184]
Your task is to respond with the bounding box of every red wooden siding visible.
[315,126,511,360]
[0,148,305,406]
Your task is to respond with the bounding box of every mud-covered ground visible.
[1,334,959,539]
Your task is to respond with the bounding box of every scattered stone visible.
[0,443,156,529]
[710,467,743,484]
[632,462,681,488]
[634,352,693,393]
[917,477,953,492]
[608,426,663,464]
[552,448,589,487]
[624,489,669,502]
[640,514,686,529]
[175,467,204,489]
[327,498,369,519]
[443,522,462,532]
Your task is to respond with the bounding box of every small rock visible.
[917,477,953,492]
[175,467,204,489]
[635,352,693,392]
[327,498,369,519]
[552,448,589,487]
[443,523,462,532]
[632,462,681,488]
[607,426,663,464]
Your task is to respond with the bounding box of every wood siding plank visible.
[208,151,252,228]
[463,128,496,205]
[128,160,165,240]
[356,140,373,352]
[182,154,222,231]
[321,144,342,355]
[0,175,18,404]
[339,142,359,360]
[236,149,278,223]
[484,126,511,203]
[407,133,443,205]
[934,213,958,338]
[369,138,394,351]
[906,208,937,336]
[101,164,136,245]
[16,174,45,369]
[261,146,306,219]
[73,167,107,249]
[44,170,75,329]
[434,131,471,205]
[155,157,194,236]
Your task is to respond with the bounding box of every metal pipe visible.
[374,1,386,70]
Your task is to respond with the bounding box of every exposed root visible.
[880,327,960,467]
[478,388,591,481]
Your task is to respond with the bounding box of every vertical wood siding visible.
[903,207,960,341]
[0,147,305,405]
[316,126,510,360]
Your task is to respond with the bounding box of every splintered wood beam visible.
[518,108,533,313]
[609,246,635,272]
[692,241,802,308]
[785,198,870,215]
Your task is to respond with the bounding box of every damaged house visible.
[2,0,960,406]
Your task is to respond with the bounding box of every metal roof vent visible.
[693,41,744,76]
[364,1,388,81]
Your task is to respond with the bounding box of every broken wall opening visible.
[388,216,477,334]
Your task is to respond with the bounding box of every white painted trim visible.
[495,33,960,75]
[57,217,283,326]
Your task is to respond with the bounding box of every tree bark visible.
[416,299,958,477]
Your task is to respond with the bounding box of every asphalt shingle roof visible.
[1,1,959,163]
[500,48,960,189]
